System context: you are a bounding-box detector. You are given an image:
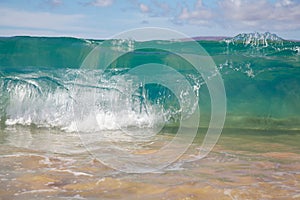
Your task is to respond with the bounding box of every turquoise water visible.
[0,33,299,130]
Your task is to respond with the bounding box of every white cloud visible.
[176,0,213,25]
[46,0,63,7]
[89,0,113,7]
[0,7,85,32]
[219,0,269,23]
[164,0,300,31]
[219,0,300,30]
[140,3,150,13]
[275,0,294,7]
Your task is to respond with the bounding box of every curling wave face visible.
[0,69,190,132]
[0,33,300,131]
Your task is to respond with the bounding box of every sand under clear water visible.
[0,127,299,200]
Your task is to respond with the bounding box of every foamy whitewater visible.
[1,69,163,132]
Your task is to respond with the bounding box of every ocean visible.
[0,32,299,199]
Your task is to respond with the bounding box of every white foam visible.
[15,189,58,195]
[1,69,169,133]
[51,169,93,177]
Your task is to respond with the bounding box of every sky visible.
[0,0,300,40]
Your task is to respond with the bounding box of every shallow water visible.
[0,127,299,200]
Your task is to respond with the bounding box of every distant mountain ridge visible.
[190,36,230,41]
[186,32,288,42]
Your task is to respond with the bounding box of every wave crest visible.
[0,69,180,132]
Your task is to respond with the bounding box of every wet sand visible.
[0,127,299,200]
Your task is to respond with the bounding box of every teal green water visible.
[0,34,299,130]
